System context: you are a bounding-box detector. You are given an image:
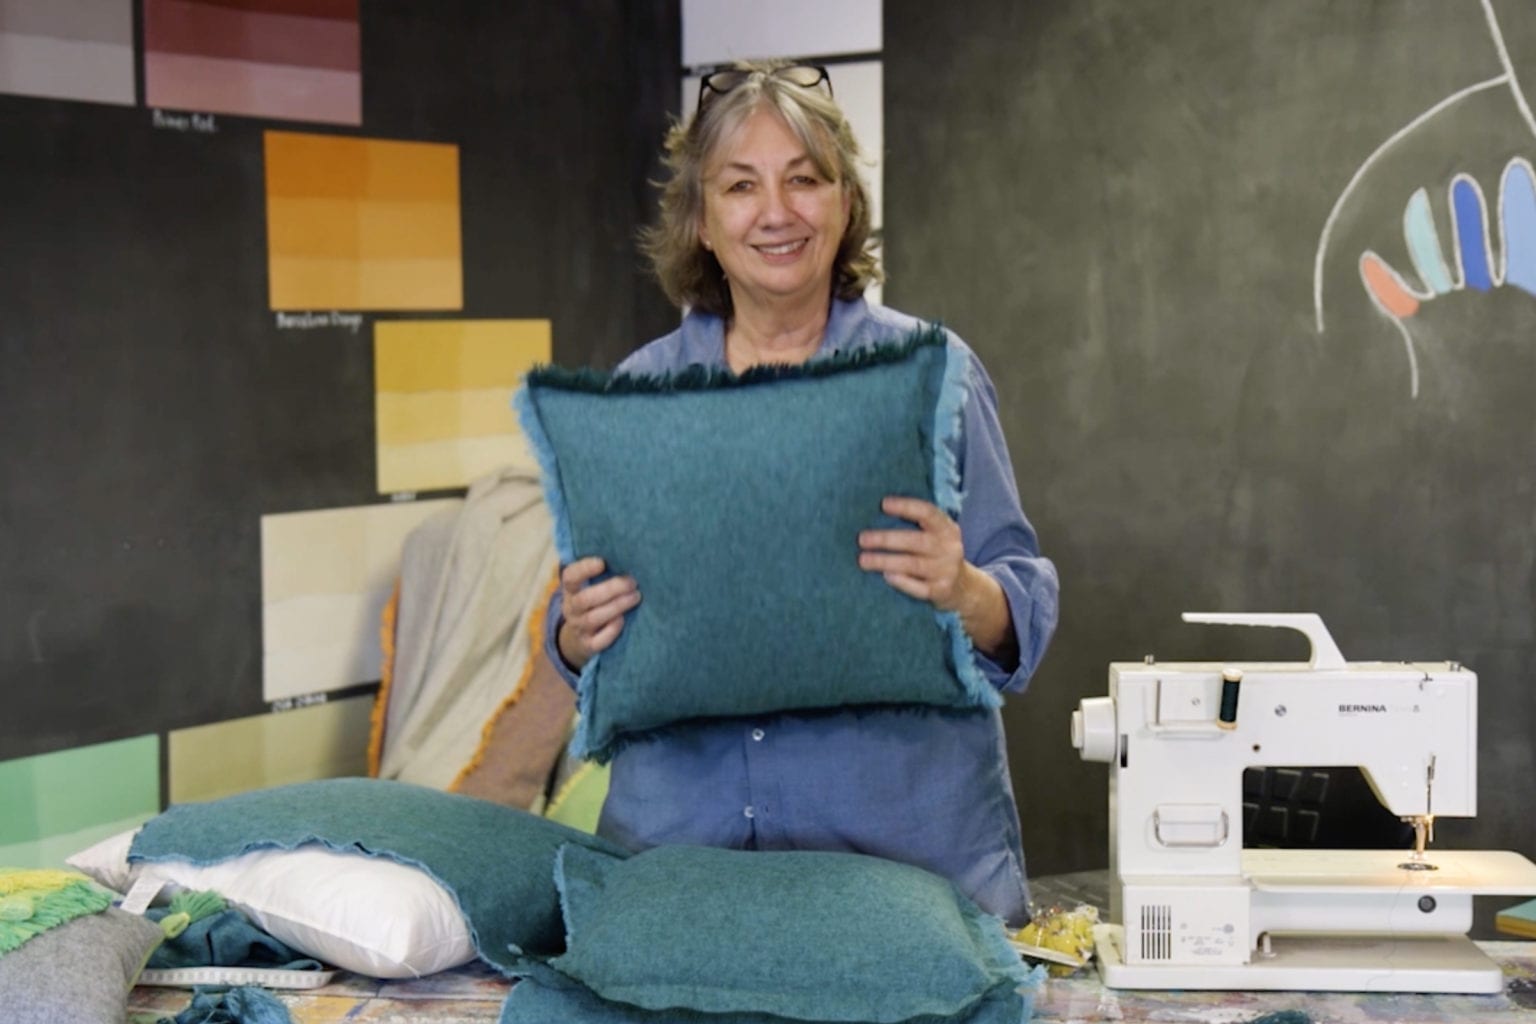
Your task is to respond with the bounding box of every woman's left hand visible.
[858,495,1014,658]
[857,496,967,611]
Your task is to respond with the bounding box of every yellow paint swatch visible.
[265,130,462,310]
[374,319,551,494]
[261,499,460,700]
[168,697,373,804]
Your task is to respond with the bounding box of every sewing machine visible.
[1070,612,1536,993]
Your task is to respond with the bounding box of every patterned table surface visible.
[126,942,1536,1024]
[126,870,1536,1024]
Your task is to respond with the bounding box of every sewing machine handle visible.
[1181,612,1347,670]
[1152,804,1231,847]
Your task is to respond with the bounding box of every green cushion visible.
[544,760,609,834]
[526,844,1034,1024]
[0,907,164,1024]
[514,329,996,762]
[128,777,628,971]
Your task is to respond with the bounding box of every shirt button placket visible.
[742,724,769,842]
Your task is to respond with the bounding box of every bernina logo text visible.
[1339,703,1388,713]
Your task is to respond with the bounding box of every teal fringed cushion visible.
[498,974,1043,1024]
[514,328,996,762]
[128,778,629,972]
[515,844,1037,1024]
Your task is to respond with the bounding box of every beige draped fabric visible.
[369,466,571,809]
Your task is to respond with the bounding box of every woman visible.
[545,60,1059,924]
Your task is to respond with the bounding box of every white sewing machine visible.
[1070,612,1536,993]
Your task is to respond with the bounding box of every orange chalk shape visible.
[1360,253,1421,318]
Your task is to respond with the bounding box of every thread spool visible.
[1217,668,1242,729]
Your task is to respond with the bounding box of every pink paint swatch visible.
[144,0,360,125]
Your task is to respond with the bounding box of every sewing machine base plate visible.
[1093,924,1506,993]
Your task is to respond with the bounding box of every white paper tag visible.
[119,876,165,916]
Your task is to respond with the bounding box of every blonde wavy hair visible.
[639,60,883,317]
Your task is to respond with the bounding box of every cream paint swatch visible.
[265,130,463,310]
[261,499,460,700]
[374,319,551,494]
[681,0,880,66]
[0,0,136,106]
[168,696,372,804]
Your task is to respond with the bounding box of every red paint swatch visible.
[144,0,360,125]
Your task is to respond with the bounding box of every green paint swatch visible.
[0,736,159,868]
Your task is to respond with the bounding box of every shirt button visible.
[751,728,765,742]
[743,805,755,819]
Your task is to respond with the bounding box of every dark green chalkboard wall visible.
[885,0,1536,880]
[0,2,680,761]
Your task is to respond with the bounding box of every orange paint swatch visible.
[265,130,463,310]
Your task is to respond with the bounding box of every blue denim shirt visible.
[545,297,1059,923]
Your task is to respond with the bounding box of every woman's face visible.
[698,106,850,315]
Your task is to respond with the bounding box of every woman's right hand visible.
[555,556,640,671]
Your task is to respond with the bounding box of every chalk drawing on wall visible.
[1355,159,1536,395]
[264,131,464,312]
[374,319,551,495]
[1313,0,1536,397]
[143,0,361,126]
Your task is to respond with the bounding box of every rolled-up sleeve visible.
[954,344,1059,693]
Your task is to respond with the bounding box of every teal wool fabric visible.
[159,985,295,1024]
[498,974,1043,1024]
[515,329,996,762]
[128,778,628,971]
[518,844,1035,1024]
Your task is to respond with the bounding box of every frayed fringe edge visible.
[512,384,575,562]
[524,323,949,395]
[931,340,997,708]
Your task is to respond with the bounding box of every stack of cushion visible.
[501,843,1044,1024]
[69,777,628,978]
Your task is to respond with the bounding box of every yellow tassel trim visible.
[0,868,87,897]
[367,577,402,778]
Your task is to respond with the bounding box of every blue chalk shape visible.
[1502,160,1536,296]
[1404,189,1453,294]
[1452,176,1493,291]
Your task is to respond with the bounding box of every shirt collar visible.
[679,296,872,368]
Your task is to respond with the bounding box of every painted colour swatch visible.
[260,499,460,701]
[144,0,361,125]
[168,697,372,803]
[0,736,159,869]
[265,130,464,310]
[0,0,135,106]
[375,319,552,494]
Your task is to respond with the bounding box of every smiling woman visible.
[697,109,851,365]
[539,59,1061,930]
